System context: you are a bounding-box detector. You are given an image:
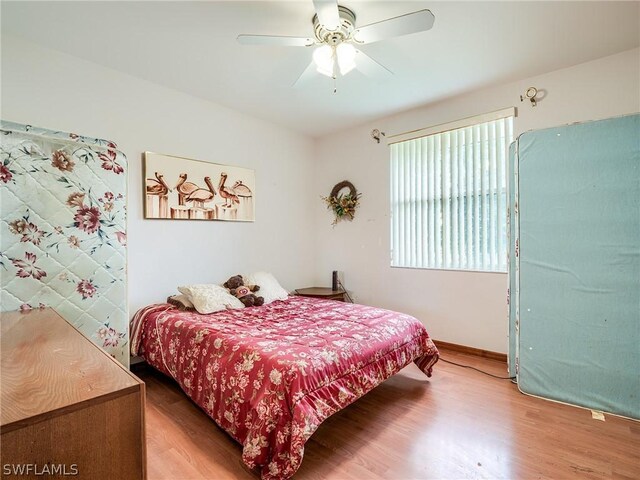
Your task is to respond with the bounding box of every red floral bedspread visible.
[131,296,438,479]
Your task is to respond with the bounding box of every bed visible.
[131,296,438,479]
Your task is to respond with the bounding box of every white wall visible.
[312,48,640,353]
[1,34,317,315]
[4,33,638,354]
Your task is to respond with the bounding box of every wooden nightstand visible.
[295,287,346,302]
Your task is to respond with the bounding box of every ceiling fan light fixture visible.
[336,42,356,75]
[238,2,435,87]
[313,44,335,77]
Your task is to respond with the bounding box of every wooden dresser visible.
[1,309,145,479]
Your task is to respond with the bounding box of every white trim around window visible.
[387,107,515,145]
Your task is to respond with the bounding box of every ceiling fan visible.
[237,0,435,87]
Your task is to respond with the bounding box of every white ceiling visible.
[2,1,639,137]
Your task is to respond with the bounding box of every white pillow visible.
[178,284,243,314]
[243,272,289,304]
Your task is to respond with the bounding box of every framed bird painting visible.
[143,152,255,221]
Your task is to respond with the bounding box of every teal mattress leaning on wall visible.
[510,113,639,419]
[507,142,517,376]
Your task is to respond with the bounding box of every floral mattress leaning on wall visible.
[0,121,128,365]
[131,296,439,479]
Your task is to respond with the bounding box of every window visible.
[390,109,514,272]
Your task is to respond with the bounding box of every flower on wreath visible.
[321,181,362,226]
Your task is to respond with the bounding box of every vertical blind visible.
[390,112,514,272]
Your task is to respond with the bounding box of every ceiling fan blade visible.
[293,61,318,88]
[237,34,314,47]
[353,9,435,44]
[313,0,341,31]
[354,49,393,79]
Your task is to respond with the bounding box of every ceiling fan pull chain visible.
[333,76,337,94]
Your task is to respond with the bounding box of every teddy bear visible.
[223,275,265,307]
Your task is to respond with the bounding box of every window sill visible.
[390,265,507,274]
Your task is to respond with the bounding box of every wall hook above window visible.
[520,86,539,107]
[371,129,385,143]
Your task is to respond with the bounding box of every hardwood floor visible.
[137,349,640,479]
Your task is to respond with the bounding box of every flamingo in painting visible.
[231,180,253,220]
[185,176,216,209]
[175,173,199,206]
[146,172,170,218]
[231,180,252,198]
[218,173,239,208]
[146,172,170,196]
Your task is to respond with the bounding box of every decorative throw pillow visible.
[167,294,195,311]
[243,271,289,304]
[178,284,244,314]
